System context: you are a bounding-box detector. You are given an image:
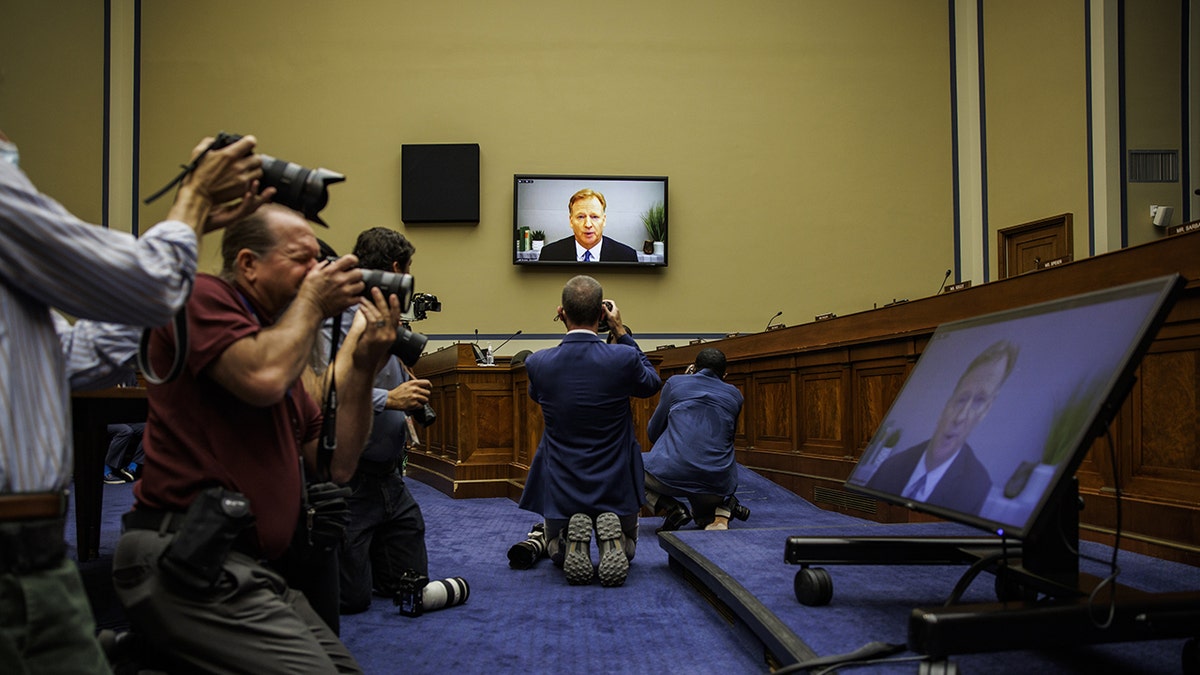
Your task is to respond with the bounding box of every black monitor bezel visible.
[844,274,1184,541]
[512,173,668,268]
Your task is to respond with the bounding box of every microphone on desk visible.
[471,328,486,364]
[936,269,952,295]
[765,311,783,331]
[493,329,523,354]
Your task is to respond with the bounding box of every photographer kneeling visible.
[317,228,465,616]
[113,205,398,674]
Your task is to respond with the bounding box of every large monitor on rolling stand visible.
[785,274,1200,666]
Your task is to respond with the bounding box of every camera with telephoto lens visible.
[324,256,415,314]
[209,132,345,227]
[394,569,469,617]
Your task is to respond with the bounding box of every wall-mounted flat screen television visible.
[844,274,1183,540]
[513,174,667,267]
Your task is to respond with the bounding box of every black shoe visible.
[507,523,547,570]
[103,469,128,485]
[655,495,692,532]
[726,495,750,521]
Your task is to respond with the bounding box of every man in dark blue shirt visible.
[643,348,746,531]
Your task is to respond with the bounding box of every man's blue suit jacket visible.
[536,236,640,262]
[643,368,743,496]
[517,331,662,520]
[863,440,993,516]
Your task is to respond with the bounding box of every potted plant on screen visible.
[531,230,546,253]
[1003,377,1102,500]
[640,201,666,256]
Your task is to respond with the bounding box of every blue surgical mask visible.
[0,139,18,168]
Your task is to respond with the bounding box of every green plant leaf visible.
[640,201,666,241]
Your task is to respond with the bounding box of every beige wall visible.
[1124,0,1188,246]
[0,1,105,225]
[983,0,1090,266]
[131,0,954,344]
[2,0,1193,352]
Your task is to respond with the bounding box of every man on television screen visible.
[864,340,1018,516]
[537,188,639,262]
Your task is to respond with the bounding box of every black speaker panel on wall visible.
[401,143,480,223]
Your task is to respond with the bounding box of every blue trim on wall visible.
[1084,0,1096,256]
[430,333,731,343]
[1181,0,1192,224]
[132,0,142,237]
[1117,0,1128,248]
[976,0,990,281]
[948,0,962,283]
[102,0,111,231]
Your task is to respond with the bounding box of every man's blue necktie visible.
[582,250,592,262]
[903,473,927,499]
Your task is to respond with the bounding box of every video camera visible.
[209,132,345,227]
[408,293,442,322]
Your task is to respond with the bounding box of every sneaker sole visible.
[595,513,628,587]
[563,514,593,585]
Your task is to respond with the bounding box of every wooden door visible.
[997,213,1074,279]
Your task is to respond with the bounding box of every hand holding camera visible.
[598,299,624,336]
[348,285,402,372]
[182,133,262,205]
[300,255,366,319]
[386,378,432,412]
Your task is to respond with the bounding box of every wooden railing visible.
[413,229,1200,564]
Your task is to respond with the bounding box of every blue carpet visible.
[670,469,1200,673]
[71,480,769,674]
[338,483,767,674]
[69,469,1200,673]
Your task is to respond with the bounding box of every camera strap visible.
[316,313,342,480]
[142,143,218,205]
[136,279,193,385]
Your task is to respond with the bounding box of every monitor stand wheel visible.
[793,566,834,607]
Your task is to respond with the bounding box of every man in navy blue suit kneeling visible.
[512,275,661,586]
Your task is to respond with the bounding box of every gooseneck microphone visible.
[937,269,952,295]
[765,311,783,331]
[494,329,523,353]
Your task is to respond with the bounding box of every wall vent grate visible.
[1128,150,1179,183]
[813,485,877,514]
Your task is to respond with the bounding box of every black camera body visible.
[410,402,437,427]
[597,300,614,333]
[211,132,345,227]
[410,293,442,321]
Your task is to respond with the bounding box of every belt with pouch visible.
[122,507,261,559]
[122,508,184,534]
